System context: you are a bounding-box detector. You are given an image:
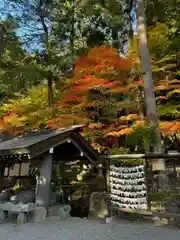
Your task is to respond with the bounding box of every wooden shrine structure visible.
[0,125,101,223]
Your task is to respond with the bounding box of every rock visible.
[59,205,71,219]
[48,205,71,218]
[31,206,47,222]
[89,192,108,219]
[105,216,114,223]
[153,216,169,226]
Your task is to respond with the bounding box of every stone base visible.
[31,206,47,222]
[0,202,35,212]
[89,192,108,219]
[0,210,28,225]
[48,205,71,219]
[0,202,34,224]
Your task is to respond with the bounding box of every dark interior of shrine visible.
[52,141,98,218]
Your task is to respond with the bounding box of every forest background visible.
[0,0,179,157]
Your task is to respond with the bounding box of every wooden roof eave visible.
[0,125,85,161]
[70,133,101,164]
[27,131,74,159]
[0,148,30,164]
[0,125,101,165]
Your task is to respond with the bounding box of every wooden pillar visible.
[145,159,151,211]
[35,151,53,208]
[106,159,111,217]
[0,163,5,191]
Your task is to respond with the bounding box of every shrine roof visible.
[0,125,100,163]
[0,125,83,157]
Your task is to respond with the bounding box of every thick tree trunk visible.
[135,0,168,188]
[39,0,53,107]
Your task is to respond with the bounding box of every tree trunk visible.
[48,76,53,107]
[39,0,53,107]
[0,23,7,57]
[135,0,168,186]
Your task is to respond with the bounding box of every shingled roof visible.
[0,125,100,163]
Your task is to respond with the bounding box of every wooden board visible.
[111,206,152,216]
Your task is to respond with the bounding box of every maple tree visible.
[51,42,180,152]
[0,85,61,135]
[0,46,141,148]
[47,45,155,153]
[0,41,179,153]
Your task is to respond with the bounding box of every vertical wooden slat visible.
[106,159,111,217]
[0,162,5,190]
[19,163,22,176]
[145,158,151,211]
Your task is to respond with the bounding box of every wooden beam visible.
[111,207,152,216]
[101,152,180,160]
[28,132,71,159]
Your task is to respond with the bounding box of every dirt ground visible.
[0,217,180,240]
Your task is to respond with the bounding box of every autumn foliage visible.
[0,44,180,152]
[48,45,138,134]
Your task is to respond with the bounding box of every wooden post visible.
[106,159,111,218]
[144,159,151,211]
[0,162,5,191]
[35,152,53,208]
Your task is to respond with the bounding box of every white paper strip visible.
[20,163,30,176]
[109,164,147,210]
[9,164,20,177]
